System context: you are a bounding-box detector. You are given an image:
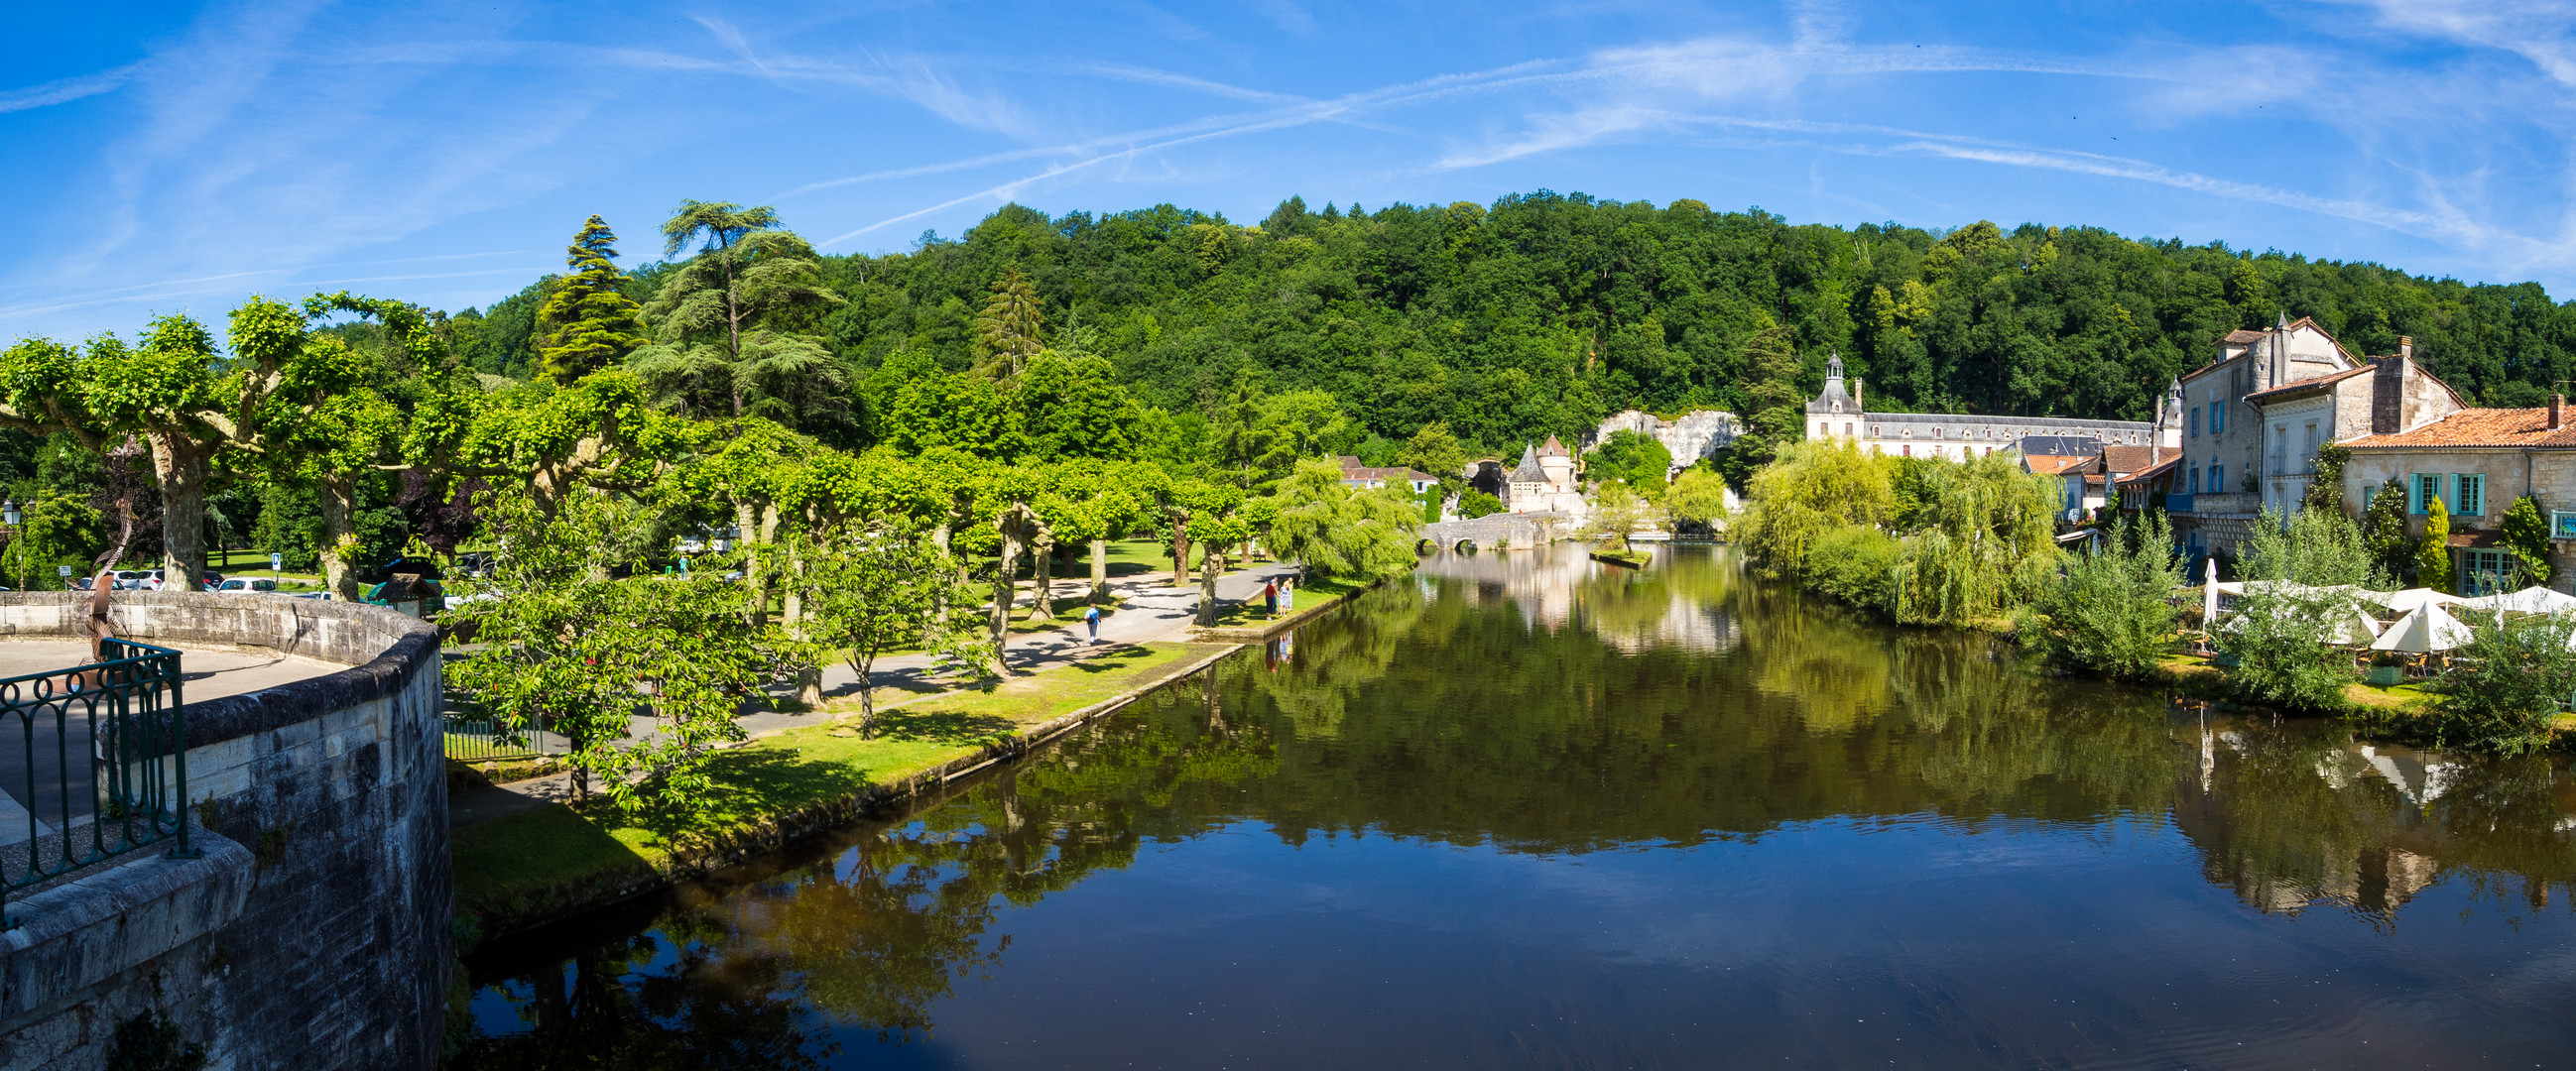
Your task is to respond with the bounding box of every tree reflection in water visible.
[459,543,2576,1066]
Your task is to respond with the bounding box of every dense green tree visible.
[971,267,1045,380]
[2029,513,2183,681]
[1266,458,1423,582]
[1395,421,1468,485]
[536,215,649,384]
[2502,494,2552,585]
[1585,429,1673,493]
[638,201,845,428]
[2361,483,2413,584]
[2419,497,2453,592]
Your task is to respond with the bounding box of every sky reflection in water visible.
[459,544,2576,1069]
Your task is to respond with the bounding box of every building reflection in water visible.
[2167,698,2570,923]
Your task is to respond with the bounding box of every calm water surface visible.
[459,544,2576,1069]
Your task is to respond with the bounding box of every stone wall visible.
[0,593,447,1070]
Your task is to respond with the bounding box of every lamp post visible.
[0,499,21,592]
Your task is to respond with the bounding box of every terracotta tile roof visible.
[2024,454,2092,476]
[2117,455,2181,484]
[2099,445,2157,474]
[2244,363,2375,403]
[2222,329,2268,344]
[2345,408,2576,449]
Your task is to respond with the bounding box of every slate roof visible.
[2017,434,2102,458]
[1508,444,1548,482]
[2344,408,2576,449]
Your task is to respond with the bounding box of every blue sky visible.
[7,0,2576,341]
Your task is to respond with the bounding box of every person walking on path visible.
[1281,578,1294,614]
[1263,579,1280,620]
[1085,603,1102,645]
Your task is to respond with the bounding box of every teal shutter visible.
[2407,474,2422,514]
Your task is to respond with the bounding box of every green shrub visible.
[2029,514,2183,681]
[2431,612,2576,754]
[1799,525,1900,614]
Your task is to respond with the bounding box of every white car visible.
[212,578,280,593]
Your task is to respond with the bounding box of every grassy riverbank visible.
[452,641,1236,947]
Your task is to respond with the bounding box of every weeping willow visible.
[1886,452,2062,627]
[1737,439,1897,580]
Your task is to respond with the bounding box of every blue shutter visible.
[2407,474,2422,514]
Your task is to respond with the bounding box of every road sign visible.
[55,565,69,577]
[270,552,283,571]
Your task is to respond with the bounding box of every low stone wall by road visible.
[0,593,447,1070]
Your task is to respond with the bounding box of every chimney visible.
[1853,377,1864,411]
[2399,335,2413,360]
[2553,394,2565,431]
[2372,354,2406,435]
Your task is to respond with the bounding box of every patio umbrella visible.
[2372,605,2476,653]
[2464,585,2576,615]
[2326,606,2384,645]
[2381,588,2468,616]
[2202,558,2221,635]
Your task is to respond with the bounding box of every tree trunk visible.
[928,521,954,629]
[851,652,878,738]
[318,476,363,601]
[785,541,821,707]
[1170,517,1190,587]
[722,249,745,417]
[990,506,1024,671]
[147,431,211,592]
[1029,527,1054,621]
[1196,542,1222,626]
[735,500,766,627]
[1089,537,1109,605]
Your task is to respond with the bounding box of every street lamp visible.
[0,499,21,592]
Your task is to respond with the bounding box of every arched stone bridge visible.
[1419,513,1571,551]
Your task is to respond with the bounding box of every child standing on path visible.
[1085,603,1102,644]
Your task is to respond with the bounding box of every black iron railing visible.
[0,638,191,926]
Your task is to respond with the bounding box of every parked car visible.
[212,578,278,593]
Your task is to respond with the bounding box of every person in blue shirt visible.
[1084,603,1102,645]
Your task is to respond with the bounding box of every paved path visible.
[449,562,1303,828]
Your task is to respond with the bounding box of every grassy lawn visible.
[452,641,1229,924]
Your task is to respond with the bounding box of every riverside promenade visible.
[447,560,1305,828]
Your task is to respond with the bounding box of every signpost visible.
[270,552,282,586]
[55,565,69,591]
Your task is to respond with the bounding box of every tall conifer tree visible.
[972,266,1045,381]
[535,215,648,385]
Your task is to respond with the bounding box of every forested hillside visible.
[449,192,2576,460]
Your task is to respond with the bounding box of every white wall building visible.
[1804,352,2179,461]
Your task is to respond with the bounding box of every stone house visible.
[1591,409,1739,477]
[1334,456,1438,495]
[2340,400,2576,594]
[1504,436,1588,517]
[2166,315,2461,559]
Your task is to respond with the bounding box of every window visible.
[2410,473,2446,515]
[2213,463,2225,492]
[2457,473,2485,518]
[2553,511,2576,538]
[2301,423,2318,470]
[1844,422,1853,436]
[2210,402,2224,434]
[1935,426,1944,439]
[2190,410,2201,437]
[2463,549,2515,596]
[2189,468,2201,495]
[1902,444,1912,457]
[2270,425,2287,474]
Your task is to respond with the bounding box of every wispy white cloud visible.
[2342,0,2576,86]
[0,61,144,114]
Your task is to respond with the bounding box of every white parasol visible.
[2201,557,2221,636]
[2381,588,2468,616]
[2325,606,2385,645]
[2463,585,2576,615]
[2371,605,2476,654]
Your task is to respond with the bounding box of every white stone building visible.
[1503,435,1589,518]
[1804,353,2178,461]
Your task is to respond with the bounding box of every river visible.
[455,543,2576,1069]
